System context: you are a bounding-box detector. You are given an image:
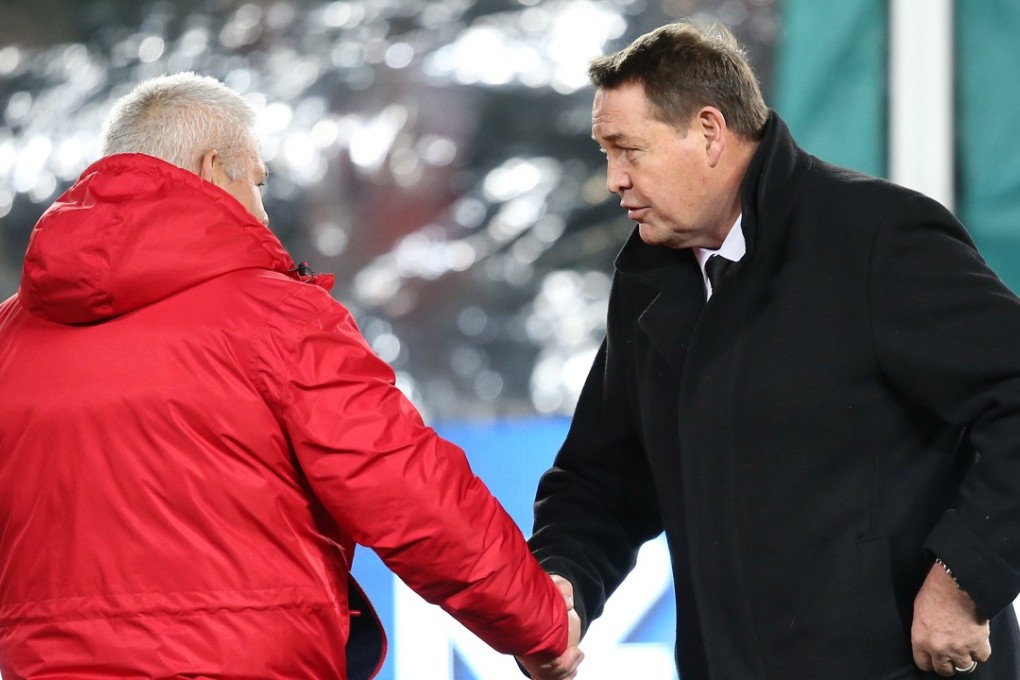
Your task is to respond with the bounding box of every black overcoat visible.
[531,113,1020,679]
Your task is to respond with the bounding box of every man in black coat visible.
[528,20,1020,679]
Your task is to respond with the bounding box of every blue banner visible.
[351,416,677,679]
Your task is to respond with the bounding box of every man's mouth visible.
[625,207,648,221]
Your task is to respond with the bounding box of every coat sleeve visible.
[870,193,1020,618]
[257,292,567,659]
[529,296,665,634]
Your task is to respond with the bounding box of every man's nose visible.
[605,161,631,195]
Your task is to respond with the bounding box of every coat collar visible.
[613,111,814,292]
[738,111,814,269]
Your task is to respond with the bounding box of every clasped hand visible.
[912,563,991,677]
[517,575,584,679]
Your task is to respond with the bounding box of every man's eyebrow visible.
[593,132,637,145]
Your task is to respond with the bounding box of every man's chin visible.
[637,222,691,250]
[637,222,667,246]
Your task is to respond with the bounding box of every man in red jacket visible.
[0,72,580,679]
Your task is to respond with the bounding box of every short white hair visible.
[100,72,257,180]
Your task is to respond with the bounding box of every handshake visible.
[517,575,585,680]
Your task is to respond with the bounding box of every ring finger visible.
[953,658,978,675]
[933,657,959,677]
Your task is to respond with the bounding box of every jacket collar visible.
[19,153,312,324]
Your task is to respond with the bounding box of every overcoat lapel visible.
[617,230,706,373]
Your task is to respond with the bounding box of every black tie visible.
[705,254,734,291]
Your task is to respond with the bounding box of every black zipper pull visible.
[291,261,315,278]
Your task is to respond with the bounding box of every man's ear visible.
[698,107,727,167]
[198,149,219,184]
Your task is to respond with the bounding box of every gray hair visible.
[100,72,257,180]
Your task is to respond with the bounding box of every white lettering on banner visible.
[394,536,676,680]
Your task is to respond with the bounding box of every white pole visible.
[889,0,955,212]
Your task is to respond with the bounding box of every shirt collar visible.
[695,214,746,273]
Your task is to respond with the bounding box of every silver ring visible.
[953,660,978,674]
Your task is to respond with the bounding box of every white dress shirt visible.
[695,215,746,300]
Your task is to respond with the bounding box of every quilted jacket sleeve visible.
[257,288,568,659]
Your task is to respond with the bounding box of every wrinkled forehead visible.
[591,84,657,132]
[592,82,656,119]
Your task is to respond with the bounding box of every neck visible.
[718,138,759,238]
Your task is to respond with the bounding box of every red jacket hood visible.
[18,153,323,324]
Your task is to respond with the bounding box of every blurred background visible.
[1,0,1018,678]
[0,0,774,424]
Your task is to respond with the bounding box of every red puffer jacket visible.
[0,154,566,679]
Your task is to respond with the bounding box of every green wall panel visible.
[774,0,888,177]
[956,1,1020,291]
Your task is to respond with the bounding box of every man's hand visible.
[518,575,584,679]
[911,561,991,676]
